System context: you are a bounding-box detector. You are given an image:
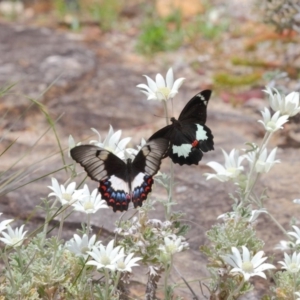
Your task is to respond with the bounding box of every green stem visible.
[267,211,289,238]
[163,100,174,220]
[111,271,121,296]
[239,131,272,209]
[227,277,244,299]
[104,268,110,300]
[164,257,173,300]
[16,247,23,271]
[86,214,91,237]
[57,207,65,240]
[1,250,15,290]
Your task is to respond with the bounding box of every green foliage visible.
[1,234,92,299]
[136,13,184,55]
[202,219,264,262]
[87,0,122,32]
[213,72,261,87]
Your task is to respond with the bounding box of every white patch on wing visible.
[172,144,192,158]
[196,93,207,105]
[195,124,208,140]
[109,175,130,193]
[131,172,145,189]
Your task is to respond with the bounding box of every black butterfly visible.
[70,138,169,212]
[148,90,214,165]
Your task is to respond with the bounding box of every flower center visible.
[242,261,254,273]
[62,193,72,202]
[100,254,111,266]
[266,121,277,131]
[117,260,126,270]
[166,243,177,254]
[288,262,300,273]
[84,200,94,211]
[156,87,171,100]
[80,246,89,254]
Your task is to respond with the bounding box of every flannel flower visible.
[218,208,268,223]
[264,86,300,117]
[258,108,289,132]
[275,240,295,251]
[66,234,100,259]
[115,248,142,273]
[159,236,186,255]
[48,178,78,206]
[0,213,13,233]
[137,67,185,101]
[86,239,124,271]
[204,149,244,182]
[246,147,280,173]
[0,225,27,248]
[278,252,300,273]
[89,125,133,160]
[72,185,108,214]
[222,246,275,281]
[287,226,300,244]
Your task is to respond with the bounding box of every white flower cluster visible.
[48,178,108,213]
[66,235,141,273]
[204,87,300,183]
[0,213,27,248]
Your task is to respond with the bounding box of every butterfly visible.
[148,90,214,165]
[70,138,169,212]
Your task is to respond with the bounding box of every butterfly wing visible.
[70,145,131,212]
[178,90,212,123]
[129,138,169,208]
[148,90,214,165]
[170,123,214,165]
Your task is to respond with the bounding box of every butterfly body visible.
[149,90,214,165]
[71,138,169,212]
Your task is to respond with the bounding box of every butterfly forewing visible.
[178,90,211,123]
[70,145,126,181]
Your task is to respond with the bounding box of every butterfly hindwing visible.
[148,90,214,165]
[71,145,131,212]
[130,138,169,208]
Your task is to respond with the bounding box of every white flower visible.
[204,149,244,182]
[288,226,300,244]
[66,234,100,259]
[0,225,27,247]
[48,178,78,206]
[275,240,295,251]
[89,126,133,159]
[278,252,300,273]
[265,86,300,117]
[86,239,124,271]
[295,292,300,300]
[72,186,108,214]
[137,68,185,101]
[68,135,81,158]
[115,249,142,273]
[159,236,186,255]
[258,108,289,132]
[218,208,268,223]
[246,147,280,173]
[222,246,275,281]
[0,213,13,233]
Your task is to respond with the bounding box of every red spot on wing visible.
[192,140,199,147]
